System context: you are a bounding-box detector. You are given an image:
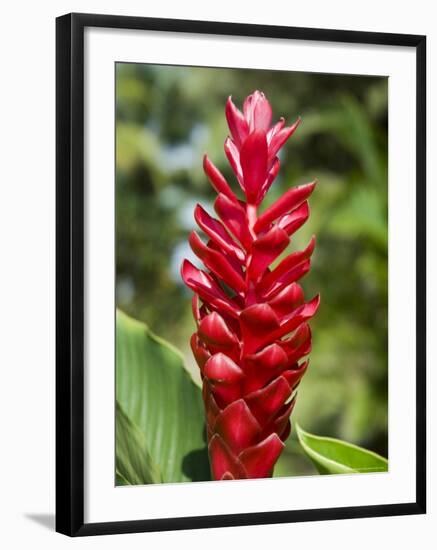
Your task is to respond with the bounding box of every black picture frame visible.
[56,12,426,537]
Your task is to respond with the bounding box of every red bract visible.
[181,90,320,480]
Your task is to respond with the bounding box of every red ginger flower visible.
[181,91,320,480]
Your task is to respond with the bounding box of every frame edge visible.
[415,35,426,515]
[56,13,86,537]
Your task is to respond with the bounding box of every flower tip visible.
[288,116,302,133]
[189,230,202,252]
[308,179,318,192]
[307,235,316,254]
[312,293,321,309]
[225,96,234,112]
[180,258,190,280]
[203,154,217,175]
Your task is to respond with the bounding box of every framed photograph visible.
[56,12,426,536]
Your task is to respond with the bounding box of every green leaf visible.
[116,401,162,485]
[295,424,388,475]
[116,309,211,483]
[116,470,131,486]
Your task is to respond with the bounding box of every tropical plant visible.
[115,68,389,484]
[181,91,319,479]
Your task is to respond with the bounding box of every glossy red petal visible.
[261,259,311,300]
[190,333,211,371]
[208,434,247,480]
[203,382,221,432]
[214,193,252,249]
[268,283,305,317]
[181,259,240,318]
[247,226,290,281]
[287,343,311,366]
[224,137,244,188]
[281,323,312,363]
[268,295,320,342]
[254,181,316,233]
[240,130,268,204]
[240,303,280,354]
[242,93,255,130]
[282,361,309,389]
[266,117,285,144]
[225,96,249,149]
[268,117,301,161]
[204,353,244,384]
[240,303,280,331]
[277,201,310,236]
[189,231,246,293]
[243,91,272,132]
[198,311,239,348]
[209,382,243,408]
[279,421,291,442]
[286,322,311,348]
[243,343,288,393]
[203,155,237,203]
[214,399,261,455]
[194,204,245,262]
[258,156,280,203]
[260,237,315,296]
[239,433,284,478]
[209,239,244,275]
[253,93,273,131]
[191,294,201,325]
[268,399,296,440]
[246,343,288,370]
[245,376,292,424]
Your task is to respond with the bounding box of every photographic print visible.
[115,63,389,485]
[56,13,425,535]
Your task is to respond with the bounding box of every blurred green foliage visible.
[115,63,388,474]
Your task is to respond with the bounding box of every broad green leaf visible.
[116,470,131,486]
[296,424,388,475]
[116,310,210,483]
[116,401,162,485]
